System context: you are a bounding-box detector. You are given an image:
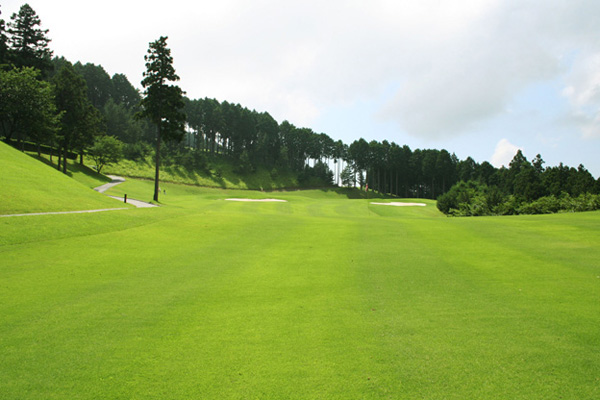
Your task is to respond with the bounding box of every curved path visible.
[1,175,156,218]
[94,175,158,208]
[93,175,126,194]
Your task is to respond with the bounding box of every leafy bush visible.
[437,181,496,216]
[517,195,562,214]
[439,181,600,217]
[123,142,152,161]
[87,135,124,174]
[298,161,334,186]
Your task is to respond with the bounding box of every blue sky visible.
[4,0,600,177]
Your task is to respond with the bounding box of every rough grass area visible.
[27,152,112,189]
[101,155,325,190]
[1,178,599,399]
[0,142,128,215]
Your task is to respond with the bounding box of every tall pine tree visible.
[139,36,186,202]
[8,4,52,76]
[0,6,8,66]
[53,63,97,172]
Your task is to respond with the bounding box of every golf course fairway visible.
[1,178,599,399]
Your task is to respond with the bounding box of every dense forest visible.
[1,3,599,212]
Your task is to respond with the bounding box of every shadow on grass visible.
[208,173,227,189]
[322,187,400,199]
[164,165,201,185]
[28,154,111,183]
[70,163,112,182]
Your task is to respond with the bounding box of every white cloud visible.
[491,139,522,168]
[562,52,600,138]
[6,0,600,138]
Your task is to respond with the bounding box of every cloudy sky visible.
[4,0,600,176]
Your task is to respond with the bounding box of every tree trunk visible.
[386,169,389,194]
[57,146,62,170]
[80,153,83,165]
[154,125,161,202]
[62,146,68,174]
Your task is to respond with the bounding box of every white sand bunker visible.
[225,198,287,202]
[370,202,427,207]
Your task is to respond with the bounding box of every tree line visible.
[0,3,149,173]
[437,150,600,216]
[1,3,598,203]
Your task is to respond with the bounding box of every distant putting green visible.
[1,176,599,399]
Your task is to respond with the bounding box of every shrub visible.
[123,142,152,161]
[517,195,562,215]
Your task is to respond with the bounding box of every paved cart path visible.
[0,175,156,218]
[96,175,157,208]
[93,175,126,193]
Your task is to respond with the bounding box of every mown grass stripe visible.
[1,175,599,399]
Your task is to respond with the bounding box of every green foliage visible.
[52,62,99,160]
[298,161,334,187]
[162,141,207,171]
[438,180,600,217]
[110,73,141,110]
[87,135,123,174]
[0,6,8,66]
[139,36,186,139]
[7,3,52,75]
[122,141,152,161]
[103,98,144,143]
[234,149,254,174]
[340,165,354,187]
[73,62,113,109]
[517,194,564,215]
[3,6,598,206]
[0,67,58,146]
[101,153,310,190]
[437,180,490,215]
[139,35,186,201]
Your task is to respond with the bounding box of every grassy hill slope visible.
[102,155,330,190]
[0,141,129,215]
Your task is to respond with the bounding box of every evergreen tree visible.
[340,165,354,188]
[0,6,9,66]
[104,98,143,144]
[53,63,96,172]
[139,36,186,202]
[111,73,140,110]
[74,62,113,110]
[8,4,52,76]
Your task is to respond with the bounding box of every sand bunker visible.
[370,202,427,207]
[225,198,287,202]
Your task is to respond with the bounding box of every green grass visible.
[1,176,599,399]
[0,142,129,214]
[102,155,327,190]
[25,151,112,189]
